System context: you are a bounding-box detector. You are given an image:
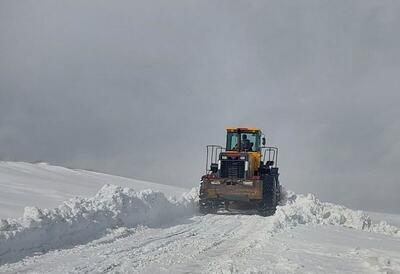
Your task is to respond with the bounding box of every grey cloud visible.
[1,0,399,213]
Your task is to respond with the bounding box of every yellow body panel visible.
[248,151,261,176]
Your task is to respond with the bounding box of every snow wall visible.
[0,185,398,266]
[0,185,198,265]
[274,189,399,236]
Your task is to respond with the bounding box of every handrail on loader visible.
[261,146,278,167]
[205,145,225,173]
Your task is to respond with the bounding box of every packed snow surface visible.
[0,162,399,273]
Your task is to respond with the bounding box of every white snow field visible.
[0,161,187,219]
[0,162,400,273]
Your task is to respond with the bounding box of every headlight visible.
[240,156,246,160]
[211,181,221,185]
[221,155,227,160]
[243,181,253,186]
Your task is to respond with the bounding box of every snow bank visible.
[0,161,188,219]
[1,184,398,266]
[272,189,399,237]
[0,184,197,265]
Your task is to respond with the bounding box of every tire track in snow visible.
[0,215,258,273]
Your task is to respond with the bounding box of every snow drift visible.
[0,161,188,219]
[0,184,198,265]
[0,185,398,266]
[272,189,399,237]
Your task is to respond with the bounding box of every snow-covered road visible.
[1,213,400,274]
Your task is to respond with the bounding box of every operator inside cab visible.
[226,128,261,152]
[242,134,252,151]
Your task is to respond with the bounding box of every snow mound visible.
[0,184,197,265]
[0,161,188,219]
[273,189,399,237]
[1,184,398,266]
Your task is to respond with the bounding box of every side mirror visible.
[262,137,266,146]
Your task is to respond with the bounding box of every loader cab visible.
[226,128,262,152]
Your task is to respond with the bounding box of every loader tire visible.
[199,180,217,214]
[257,175,278,216]
[199,199,217,214]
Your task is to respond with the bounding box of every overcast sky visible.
[1,0,399,213]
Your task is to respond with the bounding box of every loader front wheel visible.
[257,175,278,216]
[199,199,217,214]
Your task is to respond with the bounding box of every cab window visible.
[226,132,239,151]
[226,132,260,151]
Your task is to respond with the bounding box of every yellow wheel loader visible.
[199,127,281,216]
